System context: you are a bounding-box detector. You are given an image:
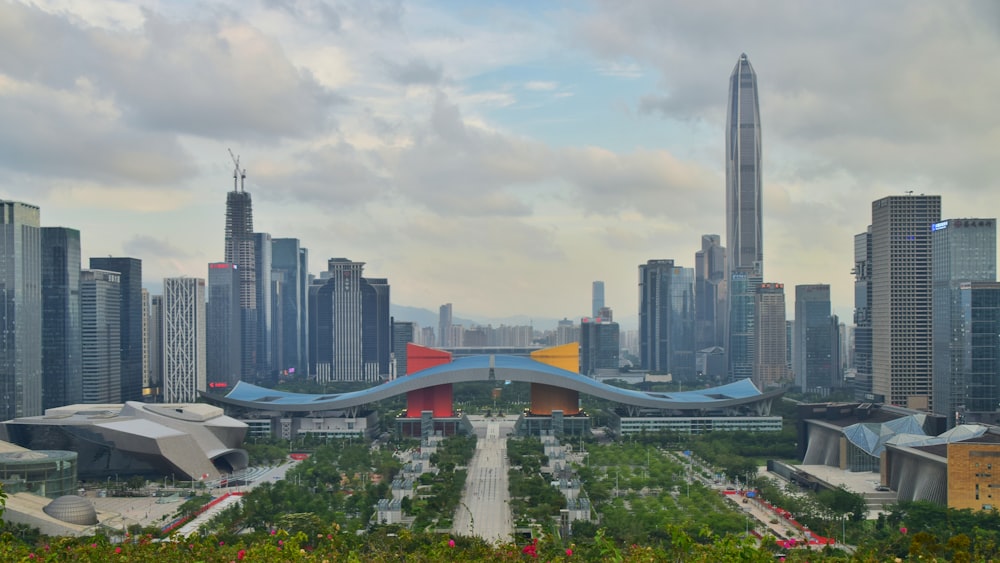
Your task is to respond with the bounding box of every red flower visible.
[115,547,122,554]
[237,549,246,560]
[522,542,538,558]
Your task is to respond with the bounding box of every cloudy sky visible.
[3,1,998,326]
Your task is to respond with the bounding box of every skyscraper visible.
[0,200,42,420]
[592,281,605,319]
[89,257,143,402]
[361,277,391,378]
[148,295,163,398]
[793,284,840,391]
[580,317,620,376]
[754,283,788,389]
[931,218,996,425]
[224,163,257,384]
[725,54,764,382]
[956,282,1000,426]
[253,232,272,377]
[141,288,149,393]
[852,228,873,400]
[438,303,453,347]
[871,194,941,408]
[695,234,727,353]
[163,277,206,403]
[728,271,762,381]
[80,269,121,403]
[639,259,695,379]
[41,227,81,410]
[207,262,242,393]
[726,54,763,276]
[391,320,415,378]
[272,238,308,376]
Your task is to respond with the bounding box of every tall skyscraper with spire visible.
[725,53,764,381]
[726,53,763,275]
[224,154,257,384]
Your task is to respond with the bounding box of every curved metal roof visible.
[209,354,782,413]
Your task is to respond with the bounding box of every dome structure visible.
[43,495,98,526]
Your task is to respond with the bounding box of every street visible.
[452,416,515,543]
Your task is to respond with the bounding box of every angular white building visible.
[163,277,206,403]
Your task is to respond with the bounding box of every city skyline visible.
[3,2,999,321]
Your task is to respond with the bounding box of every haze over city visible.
[2,1,998,321]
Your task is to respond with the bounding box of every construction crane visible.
[228,148,246,191]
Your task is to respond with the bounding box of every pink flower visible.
[219,541,225,546]
[278,540,284,546]
[900,527,908,535]
[115,547,122,554]
[237,549,246,560]
[566,548,573,556]
[448,539,455,548]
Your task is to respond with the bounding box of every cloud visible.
[0,75,196,186]
[524,81,557,91]
[0,2,339,142]
[384,57,444,85]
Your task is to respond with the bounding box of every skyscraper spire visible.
[726,53,763,276]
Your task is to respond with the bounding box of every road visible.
[453,416,514,543]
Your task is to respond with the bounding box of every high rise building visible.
[391,320,415,378]
[253,232,272,377]
[80,269,121,403]
[224,164,257,384]
[725,54,764,382]
[871,194,941,409]
[299,247,309,371]
[207,262,242,393]
[141,288,149,392]
[728,271,763,381]
[695,234,727,353]
[272,238,308,376]
[931,218,997,426]
[0,200,42,420]
[361,277,391,378]
[163,277,206,403]
[148,295,163,397]
[592,281,605,319]
[726,54,763,276]
[308,259,390,382]
[793,284,840,391]
[556,318,579,346]
[754,283,789,389]
[853,228,873,400]
[639,259,695,379]
[89,257,143,402]
[41,227,81,410]
[956,282,1000,426]
[438,303,453,347]
[580,317,619,376]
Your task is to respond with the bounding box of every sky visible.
[2,1,999,326]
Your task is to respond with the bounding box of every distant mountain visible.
[389,304,638,331]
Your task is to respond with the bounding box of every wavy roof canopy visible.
[843,415,990,458]
[211,354,781,413]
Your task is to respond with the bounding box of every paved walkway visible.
[453,417,514,543]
